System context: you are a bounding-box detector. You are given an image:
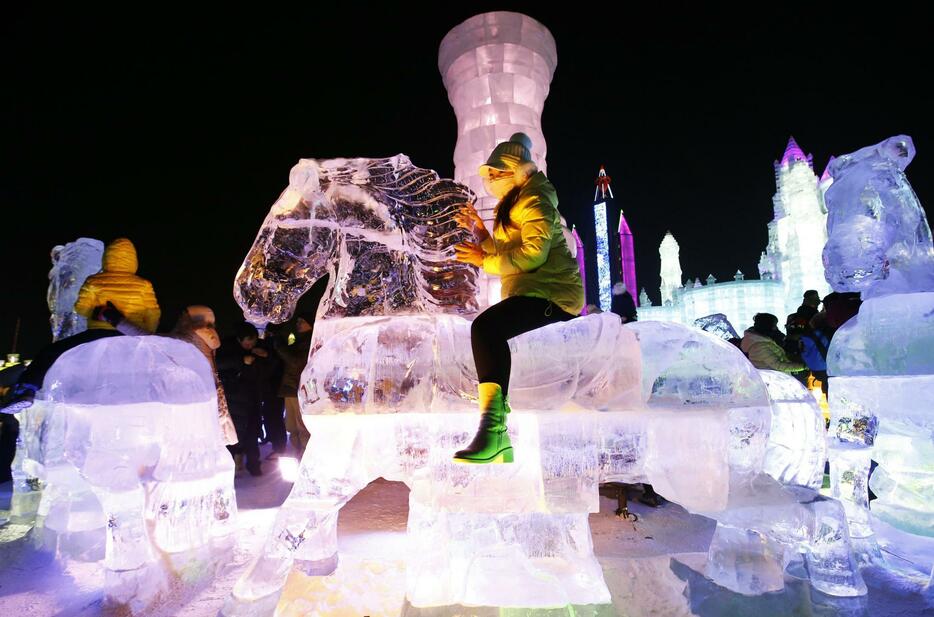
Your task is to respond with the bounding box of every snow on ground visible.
[1,443,932,616]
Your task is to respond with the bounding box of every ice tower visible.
[659,231,682,306]
[593,167,615,310]
[439,12,558,308]
[591,166,633,311]
[764,137,832,311]
[572,226,588,312]
[618,210,637,306]
[640,138,829,331]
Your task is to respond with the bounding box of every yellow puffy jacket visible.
[74,238,161,333]
[481,172,585,315]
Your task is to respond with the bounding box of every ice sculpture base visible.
[759,370,827,490]
[225,315,868,614]
[15,337,240,614]
[226,409,732,614]
[701,474,866,598]
[227,406,863,615]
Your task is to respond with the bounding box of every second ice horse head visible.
[235,155,479,324]
[822,135,934,298]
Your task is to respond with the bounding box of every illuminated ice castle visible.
[638,137,832,332]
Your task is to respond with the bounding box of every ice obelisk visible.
[439,12,558,308]
[572,226,588,312]
[618,210,638,307]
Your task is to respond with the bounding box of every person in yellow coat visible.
[74,238,161,334]
[2,238,161,415]
[452,133,584,464]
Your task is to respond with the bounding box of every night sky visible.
[4,5,932,355]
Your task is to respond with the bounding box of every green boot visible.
[453,382,514,464]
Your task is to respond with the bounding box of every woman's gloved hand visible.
[92,301,125,326]
[454,241,485,267]
[454,202,489,242]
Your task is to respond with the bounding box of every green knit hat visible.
[480,132,534,176]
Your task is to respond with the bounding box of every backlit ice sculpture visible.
[693,312,740,341]
[439,11,557,309]
[16,337,237,613]
[824,136,934,570]
[759,370,827,490]
[823,135,934,298]
[224,155,864,615]
[631,322,862,598]
[234,155,478,324]
[47,237,104,341]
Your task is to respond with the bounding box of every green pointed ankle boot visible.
[453,382,514,464]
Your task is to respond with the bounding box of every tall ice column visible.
[439,12,558,308]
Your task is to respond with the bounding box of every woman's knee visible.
[471,311,498,341]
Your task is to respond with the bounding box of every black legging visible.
[471,295,576,396]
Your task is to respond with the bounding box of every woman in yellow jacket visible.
[74,238,161,333]
[2,238,161,415]
[453,133,584,464]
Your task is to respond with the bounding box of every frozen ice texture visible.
[628,321,767,411]
[439,11,557,309]
[225,313,864,612]
[299,313,642,415]
[47,238,104,341]
[24,336,238,611]
[704,479,865,597]
[631,324,861,597]
[767,137,832,314]
[828,292,934,377]
[829,374,934,539]
[438,10,556,201]
[822,136,934,547]
[228,146,864,612]
[693,312,739,341]
[826,291,934,541]
[234,155,478,325]
[759,370,826,490]
[822,135,934,298]
[228,402,731,612]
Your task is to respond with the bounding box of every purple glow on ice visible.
[618,211,638,307]
[820,156,836,182]
[779,136,813,168]
[572,226,588,314]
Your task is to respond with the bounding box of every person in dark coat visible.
[255,325,287,458]
[800,311,831,396]
[824,292,861,331]
[610,282,638,324]
[796,289,822,323]
[217,322,264,476]
[275,312,315,453]
[0,362,25,483]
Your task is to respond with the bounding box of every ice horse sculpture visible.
[47,237,104,341]
[234,154,479,323]
[822,135,934,299]
[13,337,237,613]
[823,135,934,570]
[225,155,864,615]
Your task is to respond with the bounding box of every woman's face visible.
[482,168,516,199]
[187,306,222,350]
